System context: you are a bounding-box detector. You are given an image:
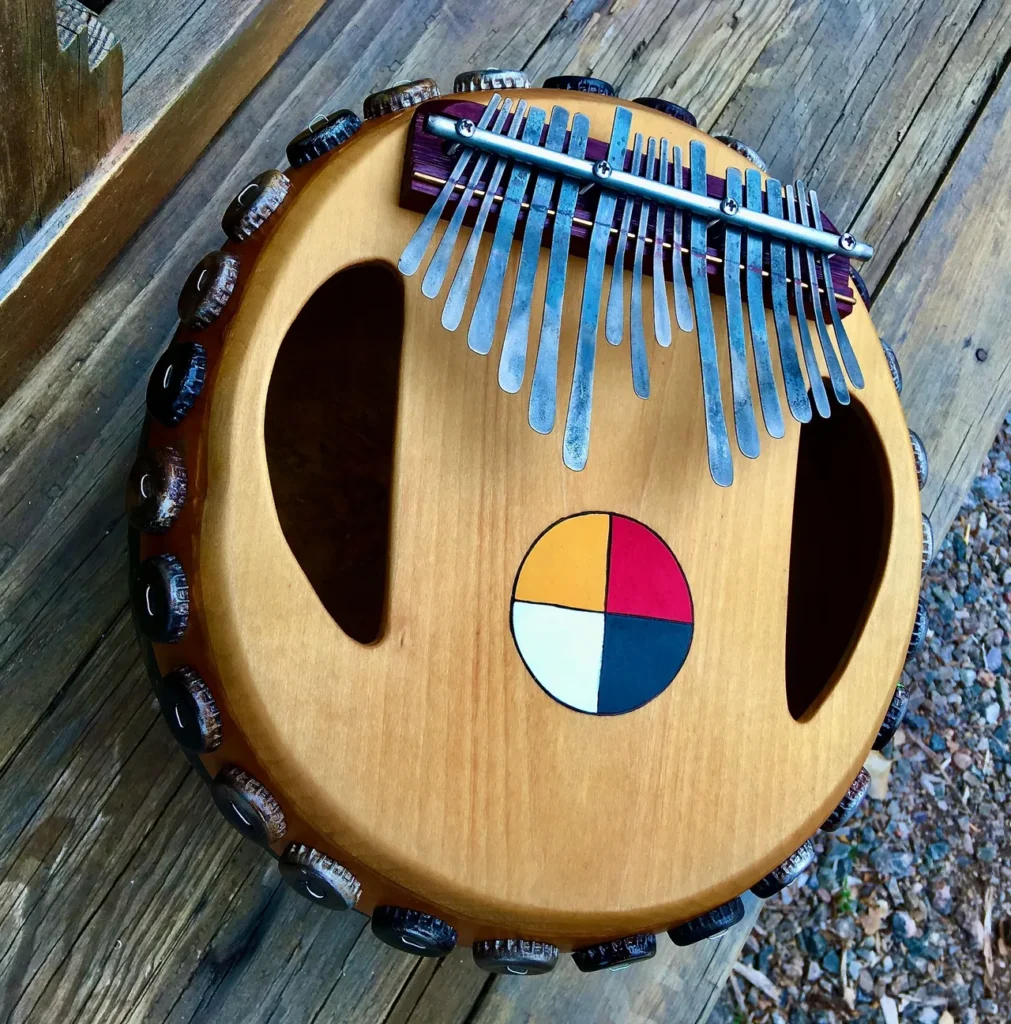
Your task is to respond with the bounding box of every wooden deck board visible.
[1,0,1009,1020]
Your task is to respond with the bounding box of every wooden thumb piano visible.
[127,70,929,974]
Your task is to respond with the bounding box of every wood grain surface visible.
[0,0,332,404]
[0,0,122,267]
[2,0,1010,1020]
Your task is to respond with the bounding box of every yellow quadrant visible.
[513,512,610,612]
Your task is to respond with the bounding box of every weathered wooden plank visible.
[525,0,793,124]
[0,0,122,266]
[398,952,490,1024]
[0,0,334,404]
[874,60,1011,539]
[714,0,1011,292]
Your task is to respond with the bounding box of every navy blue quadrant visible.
[597,613,694,715]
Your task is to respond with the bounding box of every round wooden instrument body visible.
[135,90,922,948]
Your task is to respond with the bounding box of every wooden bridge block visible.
[0,0,123,268]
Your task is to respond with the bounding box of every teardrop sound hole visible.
[785,391,892,721]
[264,262,404,644]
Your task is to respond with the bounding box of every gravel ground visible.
[713,424,1011,1024]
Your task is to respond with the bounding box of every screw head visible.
[456,118,476,138]
[592,159,612,180]
[720,196,740,216]
[840,232,856,251]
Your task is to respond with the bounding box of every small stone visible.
[976,475,1002,501]
[806,959,822,982]
[986,646,1003,671]
[927,840,950,860]
[977,842,997,862]
[979,999,998,1015]
[822,948,841,974]
[985,702,1000,724]
[892,911,918,938]
[917,1010,939,1024]
[931,883,953,915]
[801,928,829,959]
[953,751,973,770]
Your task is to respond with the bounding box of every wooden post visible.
[0,0,122,268]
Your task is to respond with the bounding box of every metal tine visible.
[629,138,656,399]
[808,189,864,388]
[529,114,590,435]
[423,99,513,299]
[442,99,528,331]
[796,180,849,405]
[688,140,733,487]
[562,106,633,471]
[784,184,831,418]
[652,138,672,348]
[722,167,759,459]
[765,179,812,423]
[604,133,643,346]
[670,145,694,333]
[498,105,569,393]
[400,94,504,277]
[744,169,785,438]
[469,106,548,355]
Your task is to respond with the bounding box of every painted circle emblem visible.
[510,513,694,715]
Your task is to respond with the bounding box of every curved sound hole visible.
[264,263,404,644]
[785,393,892,721]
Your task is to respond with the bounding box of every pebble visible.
[985,701,1000,724]
[892,910,918,938]
[975,474,1002,500]
[985,645,1003,671]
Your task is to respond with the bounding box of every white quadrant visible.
[511,602,605,713]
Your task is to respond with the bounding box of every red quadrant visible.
[605,515,693,622]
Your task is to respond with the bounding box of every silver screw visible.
[456,118,476,138]
[721,196,740,216]
[593,159,612,180]
[840,232,856,251]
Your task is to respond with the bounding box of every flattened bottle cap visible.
[713,134,769,173]
[177,251,239,329]
[633,96,697,127]
[572,932,655,972]
[211,766,287,845]
[159,665,222,753]
[222,170,290,241]
[279,844,362,910]
[363,79,440,119]
[286,110,361,168]
[543,75,616,96]
[146,342,206,427]
[454,69,530,92]
[371,906,457,956]
[127,447,187,533]
[472,938,559,975]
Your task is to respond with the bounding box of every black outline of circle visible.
[509,511,695,716]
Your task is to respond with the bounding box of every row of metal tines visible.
[399,93,865,485]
